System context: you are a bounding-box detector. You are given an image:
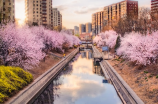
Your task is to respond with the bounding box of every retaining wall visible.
[7,48,79,104]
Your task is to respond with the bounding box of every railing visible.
[8,48,79,104]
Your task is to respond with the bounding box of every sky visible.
[15,0,151,29]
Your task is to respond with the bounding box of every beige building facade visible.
[0,0,15,22]
[92,11,104,35]
[86,23,92,33]
[103,0,138,27]
[52,8,62,27]
[25,0,53,28]
[92,0,138,35]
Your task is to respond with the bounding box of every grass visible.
[121,59,125,63]
[148,75,152,78]
[144,71,148,74]
[0,66,33,103]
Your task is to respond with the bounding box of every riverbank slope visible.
[108,58,158,104]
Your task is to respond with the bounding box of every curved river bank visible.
[33,50,122,104]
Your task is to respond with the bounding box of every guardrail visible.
[7,48,79,104]
[100,60,144,104]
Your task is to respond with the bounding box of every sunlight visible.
[15,0,25,25]
[18,19,25,25]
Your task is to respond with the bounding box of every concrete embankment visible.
[7,48,79,104]
[100,61,144,104]
[92,46,144,104]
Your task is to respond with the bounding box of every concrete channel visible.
[7,48,79,104]
[92,46,144,104]
[7,45,144,104]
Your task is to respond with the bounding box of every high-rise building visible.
[79,24,86,34]
[92,11,104,35]
[25,0,53,28]
[52,8,62,28]
[103,0,138,27]
[151,0,158,17]
[92,14,96,35]
[74,26,79,35]
[0,0,15,22]
[92,0,138,35]
[86,23,92,33]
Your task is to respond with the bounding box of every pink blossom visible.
[93,30,118,48]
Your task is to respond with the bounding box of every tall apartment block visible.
[74,26,79,35]
[151,0,158,17]
[104,0,138,27]
[52,8,62,28]
[79,24,86,34]
[92,0,138,35]
[0,0,15,22]
[25,0,53,28]
[92,11,104,35]
[92,14,96,35]
[86,23,92,33]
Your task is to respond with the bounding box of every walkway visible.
[92,46,102,59]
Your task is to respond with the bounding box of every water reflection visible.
[33,50,122,104]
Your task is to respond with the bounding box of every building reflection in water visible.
[93,61,104,77]
[33,64,73,104]
[88,51,93,59]
[81,51,87,58]
[33,50,122,104]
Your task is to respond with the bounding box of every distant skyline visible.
[15,0,150,29]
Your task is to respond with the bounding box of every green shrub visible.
[0,66,33,103]
[0,93,7,103]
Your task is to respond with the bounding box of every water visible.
[33,50,122,104]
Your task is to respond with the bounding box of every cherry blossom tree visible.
[0,23,80,69]
[0,23,45,69]
[117,32,158,65]
[93,30,118,48]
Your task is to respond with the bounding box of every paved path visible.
[92,46,102,59]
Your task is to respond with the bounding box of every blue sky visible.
[15,0,151,29]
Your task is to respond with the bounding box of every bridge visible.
[79,39,93,51]
[80,39,93,44]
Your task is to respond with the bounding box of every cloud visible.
[74,7,103,14]
[54,5,68,11]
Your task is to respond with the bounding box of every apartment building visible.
[92,14,96,35]
[25,0,52,28]
[79,24,86,34]
[52,8,62,27]
[103,0,138,27]
[0,0,15,22]
[92,11,104,35]
[151,0,158,17]
[86,23,92,33]
[74,26,79,35]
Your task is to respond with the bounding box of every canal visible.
[33,50,122,104]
